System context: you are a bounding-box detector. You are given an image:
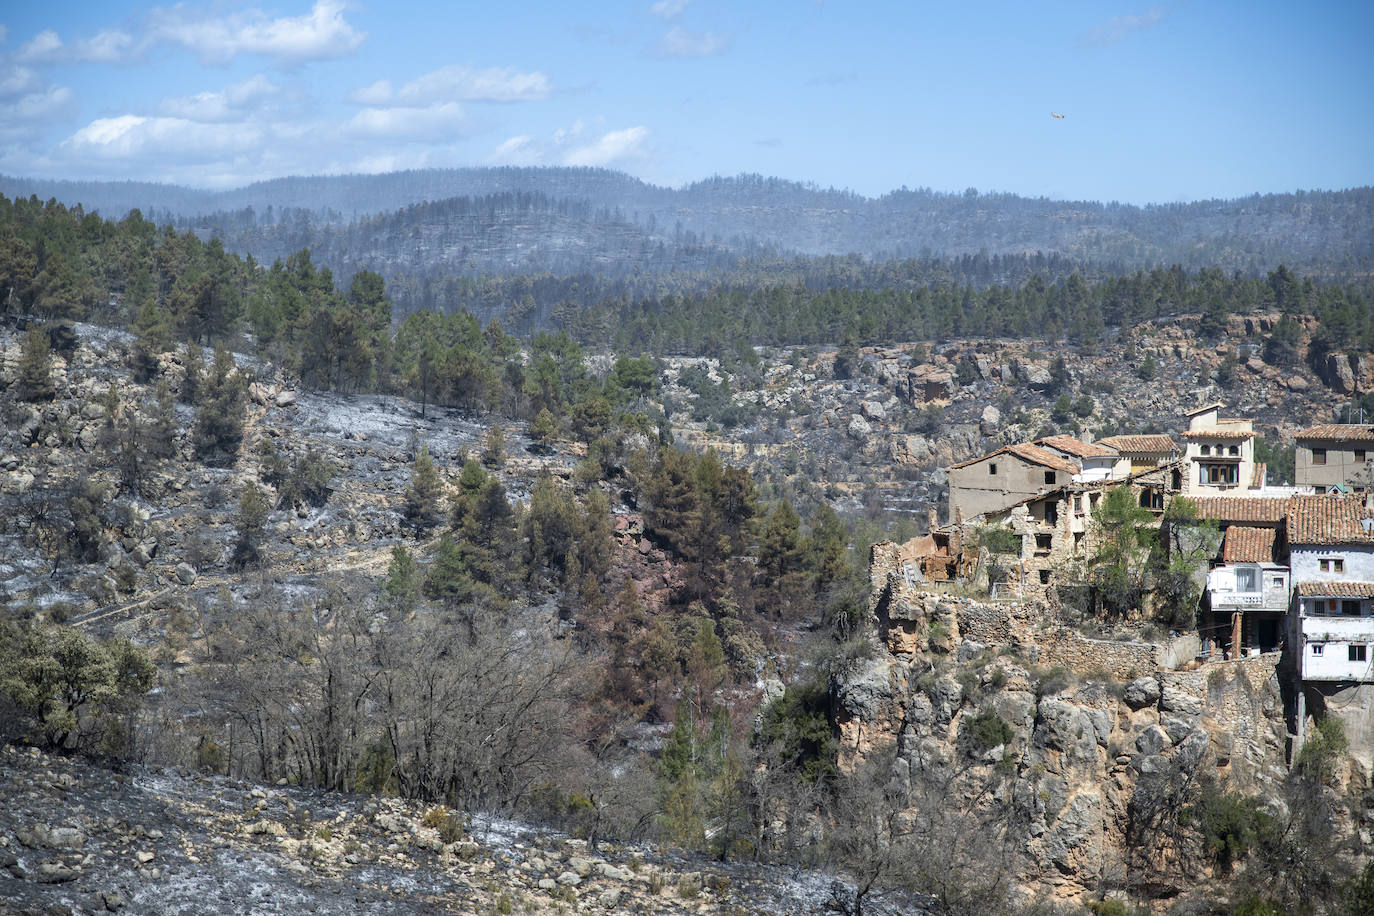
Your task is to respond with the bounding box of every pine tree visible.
[402,445,444,531]
[231,484,269,569]
[192,344,246,465]
[16,326,54,402]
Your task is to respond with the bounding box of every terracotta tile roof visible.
[1005,442,1079,474]
[1250,462,1267,489]
[1035,435,1119,459]
[1190,496,1290,524]
[1286,494,1374,545]
[1294,581,1374,598]
[1296,425,1374,442]
[949,442,1078,474]
[1182,430,1254,440]
[1096,434,1177,455]
[1222,526,1277,563]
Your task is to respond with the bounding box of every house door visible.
[1256,618,1280,652]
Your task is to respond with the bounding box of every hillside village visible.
[884,401,1374,768]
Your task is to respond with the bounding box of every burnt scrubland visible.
[1,190,1373,914]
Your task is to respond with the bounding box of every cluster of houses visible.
[901,403,1374,688]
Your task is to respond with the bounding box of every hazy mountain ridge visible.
[3,169,1371,278]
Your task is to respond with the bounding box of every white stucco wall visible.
[1290,544,1374,582]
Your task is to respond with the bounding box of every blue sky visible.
[1,1,1370,203]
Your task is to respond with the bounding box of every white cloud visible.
[563,126,649,167]
[63,114,263,159]
[1080,5,1169,47]
[343,102,467,140]
[347,78,393,105]
[485,134,537,165]
[1,84,75,121]
[650,0,691,20]
[17,27,138,64]
[661,25,730,58]
[0,63,41,99]
[351,64,552,106]
[148,0,365,66]
[158,74,281,122]
[485,121,647,169]
[17,30,63,63]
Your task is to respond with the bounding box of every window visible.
[1035,533,1053,551]
[1311,644,1324,656]
[1200,444,1212,456]
[1140,488,1164,510]
[1319,558,1345,574]
[1039,569,1051,585]
[1350,644,1368,663]
[1235,566,1259,592]
[1204,464,1238,485]
[1357,449,1367,462]
[1313,448,1327,465]
[989,462,998,475]
[1044,471,1056,485]
[1342,600,1362,617]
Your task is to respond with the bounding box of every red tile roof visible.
[949,442,1078,474]
[1295,425,1374,442]
[1294,581,1374,598]
[1190,496,1291,524]
[1096,434,1177,454]
[1035,435,1119,458]
[1222,526,1277,563]
[1250,462,1267,489]
[1286,494,1374,545]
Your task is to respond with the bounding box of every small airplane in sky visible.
[1051,112,1066,119]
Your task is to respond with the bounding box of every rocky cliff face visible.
[829,552,1361,907]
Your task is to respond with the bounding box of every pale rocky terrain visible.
[0,745,926,916]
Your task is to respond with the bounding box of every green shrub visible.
[966,708,1014,751]
[1180,784,1270,874]
[1295,716,1348,783]
[1033,665,1074,698]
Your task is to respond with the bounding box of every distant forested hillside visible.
[2,169,1370,283]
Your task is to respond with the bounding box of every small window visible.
[1357,449,1367,462]
[989,462,998,475]
[1311,644,1324,656]
[1044,471,1056,485]
[1235,567,1259,592]
[1229,445,1239,456]
[1313,448,1327,465]
[1350,644,1368,663]
[1200,444,1212,456]
[1319,558,1344,574]
[1342,600,1361,617]
[1039,569,1051,585]
[1035,533,1053,550]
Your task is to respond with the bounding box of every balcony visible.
[1301,615,1374,642]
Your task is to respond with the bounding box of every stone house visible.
[1294,424,1374,494]
[1286,494,1374,683]
[1035,435,1130,482]
[1205,525,1290,656]
[947,442,1079,520]
[1181,402,1259,493]
[1094,433,1179,474]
